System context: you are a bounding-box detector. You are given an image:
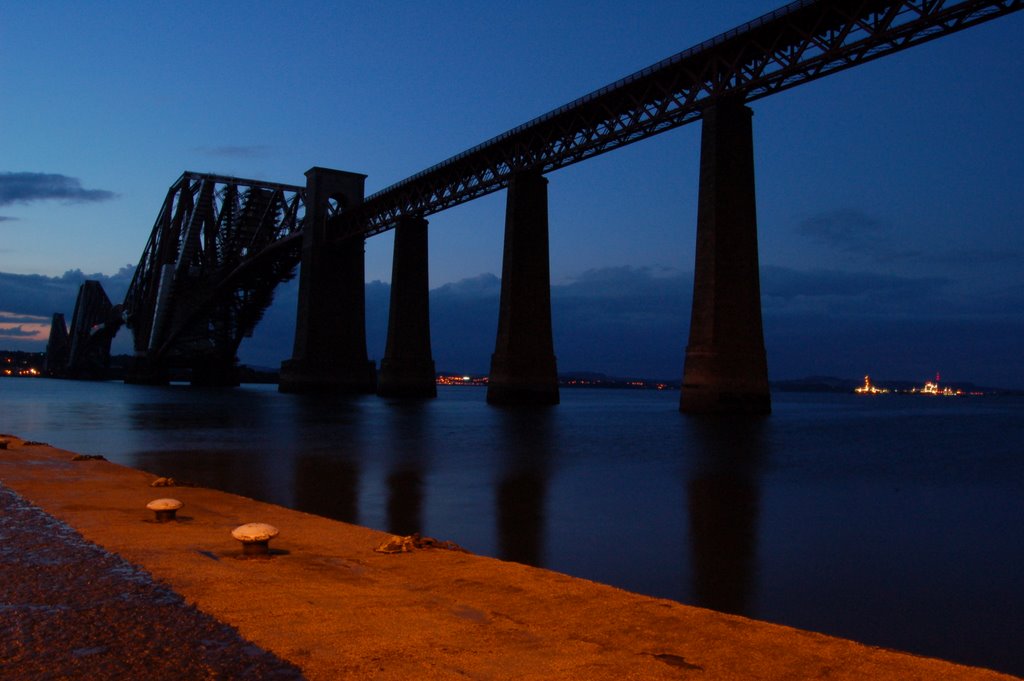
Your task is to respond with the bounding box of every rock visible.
[374,533,466,554]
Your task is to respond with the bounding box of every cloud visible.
[433,273,501,298]
[796,208,922,262]
[0,322,49,341]
[232,264,1024,387]
[0,172,117,206]
[0,311,49,322]
[0,266,135,323]
[0,216,16,222]
[761,266,950,316]
[0,310,51,342]
[0,266,136,353]
[5,262,1021,388]
[915,247,1023,267]
[797,208,882,251]
[194,145,272,158]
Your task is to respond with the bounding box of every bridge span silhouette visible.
[49,0,1021,413]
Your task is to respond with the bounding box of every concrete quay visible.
[0,435,1017,680]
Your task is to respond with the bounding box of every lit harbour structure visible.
[854,372,981,396]
[435,374,489,387]
[910,373,964,396]
[854,375,889,394]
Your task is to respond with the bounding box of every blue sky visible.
[2,2,1022,387]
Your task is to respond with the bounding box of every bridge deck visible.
[340,0,1021,238]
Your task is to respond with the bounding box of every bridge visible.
[52,0,1021,412]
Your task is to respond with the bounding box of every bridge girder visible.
[332,0,1020,238]
[119,0,1019,388]
[123,173,306,370]
[41,281,125,379]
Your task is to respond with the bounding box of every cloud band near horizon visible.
[0,172,116,207]
[0,265,1021,388]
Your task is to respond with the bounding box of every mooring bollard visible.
[146,498,183,523]
[231,523,279,556]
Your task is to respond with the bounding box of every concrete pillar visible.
[378,216,436,398]
[279,167,377,394]
[44,313,69,376]
[487,170,559,405]
[680,99,770,414]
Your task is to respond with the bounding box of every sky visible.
[2,2,1022,387]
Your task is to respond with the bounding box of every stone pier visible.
[487,170,559,405]
[378,215,437,398]
[280,167,376,394]
[681,99,770,414]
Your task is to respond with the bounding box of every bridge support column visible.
[378,216,436,398]
[280,167,377,394]
[681,99,770,414]
[487,170,559,405]
[44,313,69,377]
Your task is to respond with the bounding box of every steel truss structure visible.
[119,1,1019,369]
[336,0,1020,238]
[123,172,306,367]
[67,281,123,378]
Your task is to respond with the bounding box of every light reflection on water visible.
[1,378,1022,676]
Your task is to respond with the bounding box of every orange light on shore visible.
[854,375,889,394]
[858,371,975,396]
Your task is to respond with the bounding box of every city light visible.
[854,372,975,396]
[0,352,46,377]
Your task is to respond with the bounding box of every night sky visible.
[2,2,1022,388]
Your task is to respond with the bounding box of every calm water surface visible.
[2,378,1022,675]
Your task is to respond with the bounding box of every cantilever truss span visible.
[123,173,306,368]
[120,0,1019,375]
[335,0,1020,239]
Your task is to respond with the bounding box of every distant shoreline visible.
[4,349,1022,395]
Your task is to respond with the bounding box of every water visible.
[2,378,1022,675]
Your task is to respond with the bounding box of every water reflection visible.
[294,455,361,525]
[685,416,766,616]
[382,402,428,536]
[292,395,369,525]
[494,407,553,566]
[127,388,268,431]
[126,389,286,503]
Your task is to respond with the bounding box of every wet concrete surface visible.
[0,484,304,680]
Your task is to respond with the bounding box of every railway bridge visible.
[54,0,1022,412]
